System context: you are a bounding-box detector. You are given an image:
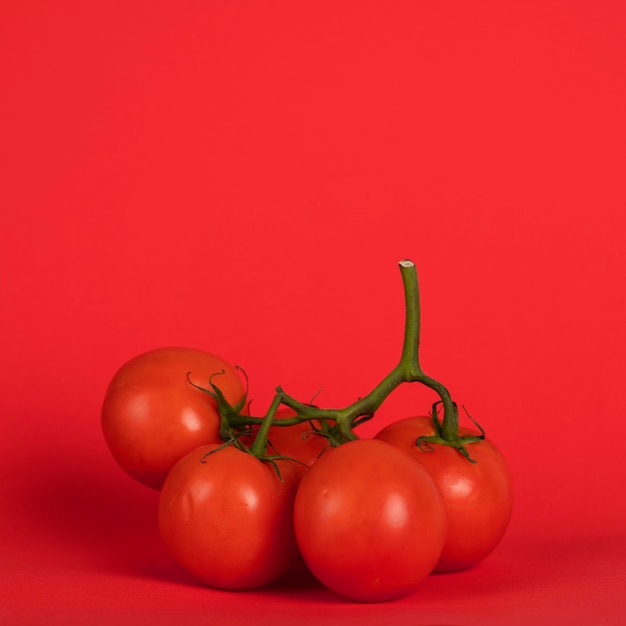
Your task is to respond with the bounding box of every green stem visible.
[410,374,458,440]
[221,259,461,444]
[274,260,458,440]
[249,394,283,457]
[394,260,458,441]
[399,259,421,373]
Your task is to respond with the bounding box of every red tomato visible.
[158,443,304,590]
[101,347,245,490]
[375,415,513,572]
[293,439,447,602]
[265,408,329,467]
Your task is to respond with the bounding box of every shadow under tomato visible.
[9,437,194,584]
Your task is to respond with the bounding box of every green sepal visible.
[416,402,486,464]
[186,367,249,441]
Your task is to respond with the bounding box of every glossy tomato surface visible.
[375,415,514,572]
[101,347,245,489]
[293,438,447,602]
[158,443,304,590]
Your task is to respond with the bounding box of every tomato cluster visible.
[101,261,513,602]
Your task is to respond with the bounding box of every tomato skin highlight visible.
[293,439,447,602]
[375,415,514,572]
[158,444,304,590]
[101,347,245,490]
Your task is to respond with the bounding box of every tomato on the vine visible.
[100,260,512,600]
[293,438,447,602]
[375,415,513,572]
[158,443,304,590]
[101,347,245,490]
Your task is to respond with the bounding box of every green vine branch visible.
[199,259,483,460]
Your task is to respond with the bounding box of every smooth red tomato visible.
[101,347,245,490]
[158,443,304,590]
[375,415,513,572]
[265,408,329,467]
[293,438,447,602]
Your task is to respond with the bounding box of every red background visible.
[1,1,625,624]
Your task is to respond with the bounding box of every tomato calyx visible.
[415,401,486,463]
[199,439,305,481]
[200,394,310,480]
[249,396,329,476]
[186,367,249,441]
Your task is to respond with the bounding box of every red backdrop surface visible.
[1,1,625,624]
